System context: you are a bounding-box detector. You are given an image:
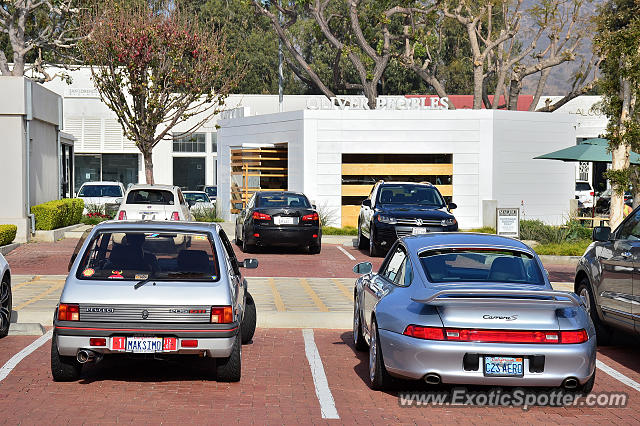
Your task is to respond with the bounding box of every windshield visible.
[126,189,175,205]
[257,193,311,208]
[377,184,445,207]
[205,187,217,197]
[575,182,591,191]
[419,248,544,285]
[76,231,219,281]
[79,185,122,198]
[185,193,210,203]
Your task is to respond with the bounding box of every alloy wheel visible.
[579,287,591,313]
[0,279,11,333]
[353,299,360,346]
[369,322,377,383]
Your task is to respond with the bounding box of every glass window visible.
[377,184,445,207]
[257,193,310,208]
[173,133,206,153]
[211,132,217,153]
[126,189,175,205]
[76,231,219,281]
[617,210,640,240]
[74,155,101,190]
[575,182,592,191]
[419,249,544,285]
[382,246,407,284]
[184,192,210,203]
[102,154,139,187]
[204,186,217,198]
[78,184,123,198]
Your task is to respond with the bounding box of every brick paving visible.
[0,329,638,424]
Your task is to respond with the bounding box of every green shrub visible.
[192,207,224,222]
[0,225,17,246]
[466,227,496,234]
[520,219,591,245]
[533,240,592,256]
[31,198,85,230]
[322,226,358,235]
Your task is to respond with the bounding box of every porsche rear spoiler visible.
[412,289,584,308]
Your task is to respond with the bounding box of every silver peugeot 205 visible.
[352,233,596,392]
[51,221,257,382]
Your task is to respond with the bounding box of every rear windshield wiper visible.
[134,274,154,289]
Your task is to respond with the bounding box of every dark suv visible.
[356,181,457,256]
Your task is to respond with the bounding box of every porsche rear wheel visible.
[369,319,391,390]
[353,295,367,351]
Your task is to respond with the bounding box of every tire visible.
[369,319,391,390]
[241,292,256,344]
[235,224,243,247]
[353,294,368,351]
[369,225,381,257]
[577,278,612,345]
[50,334,82,382]
[0,275,12,338]
[309,240,321,254]
[357,221,368,250]
[241,230,254,253]
[579,369,596,395]
[216,332,241,382]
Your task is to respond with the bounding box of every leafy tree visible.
[0,0,84,82]
[594,0,640,227]
[80,0,241,183]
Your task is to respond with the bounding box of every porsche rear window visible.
[419,249,544,285]
[76,231,219,281]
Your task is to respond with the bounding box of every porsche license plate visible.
[126,337,163,353]
[484,356,524,377]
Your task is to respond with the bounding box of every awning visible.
[534,138,640,165]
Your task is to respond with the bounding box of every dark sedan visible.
[235,191,322,254]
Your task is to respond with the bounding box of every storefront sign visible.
[496,208,520,239]
[305,96,449,111]
[65,88,100,98]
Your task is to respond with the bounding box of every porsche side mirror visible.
[353,261,372,274]
[592,226,611,242]
[240,258,258,269]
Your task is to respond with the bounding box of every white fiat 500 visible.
[116,184,193,221]
[51,221,258,382]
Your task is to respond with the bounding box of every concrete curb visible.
[0,242,21,256]
[32,224,85,242]
[539,255,581,266]
[9,323,46,336]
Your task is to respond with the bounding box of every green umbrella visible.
[534,138,640,164]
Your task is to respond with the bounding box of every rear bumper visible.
[247,225,320,246]
[379,329,596,386]
[54,321,239,358]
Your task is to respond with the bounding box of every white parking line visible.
[337,246,356,261]
[302,329,339,419]
[0,329,53,383]
[597,359,640,392]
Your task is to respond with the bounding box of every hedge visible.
[0,225,17,246]
[30,198,85,231]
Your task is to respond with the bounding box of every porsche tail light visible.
[171,211,180,220]
[58,303,79,321]
[252,212,271,221]
[117,211,126,220]
[302,212,319,222]
[403,325,445,340]
[403,326,589,344]
[211,306,233,324]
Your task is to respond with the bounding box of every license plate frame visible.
[125,337,163,353]
[483,355,524,377]
[412,227,427,235]
[275,216,298,225]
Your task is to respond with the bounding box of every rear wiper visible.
[134,274,154,289]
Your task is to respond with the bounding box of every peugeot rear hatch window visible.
[76,231,219,281]
[126,189,175,205]
[78,185,123,197]
[377,184,445,207]
[420,248,544,285]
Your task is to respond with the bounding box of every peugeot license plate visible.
[412,227,427,235]
[126,337,163,353]
[484,356,524,377]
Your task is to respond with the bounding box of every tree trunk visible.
[364,84,377,110]
[472,65,484,109]
[508,76,522,110]
[143,150,154,184]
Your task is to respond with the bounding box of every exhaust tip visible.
[424,373,441,385]
[76,350,95,364]
[563,377,579,390]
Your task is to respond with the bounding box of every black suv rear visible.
[357,181,457,256]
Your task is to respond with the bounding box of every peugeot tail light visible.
[58,303,79,321]
[117,211,126,220]
[210,306,233,324]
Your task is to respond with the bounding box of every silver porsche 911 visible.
[352,233,596,392]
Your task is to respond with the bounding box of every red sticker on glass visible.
[82,268,95,277]
[108,270,124,279]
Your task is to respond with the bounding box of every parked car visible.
[51,221,258,382]
[116,184,192,221]
[357,181,457,257]
[353,233,596,392]
[575,181,594,209]
[594,187,633,215]
[184,191,216,212]
[76,181,125,213]
[203,185,217,201]
[234,191,321,254]
[575,207,640,344]
[0,253,11,338]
